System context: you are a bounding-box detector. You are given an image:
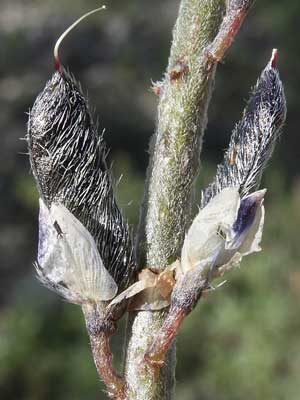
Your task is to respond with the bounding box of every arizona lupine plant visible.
[27,2,286,400]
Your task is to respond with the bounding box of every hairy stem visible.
[82,305,126,400]
[124,1,225,399]
[89,332,125,399]
[123,1,254,399]
[145,306,187,369]
[144,264,208,370]
[141,0,256,373]
[206,0,253,62]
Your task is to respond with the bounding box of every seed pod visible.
[144,46,285,374]
[201,49,286,207]
[27,8,136,301]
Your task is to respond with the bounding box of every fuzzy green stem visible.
[137,0,224,269]
[124,1,254,399]
[124,1,225,399]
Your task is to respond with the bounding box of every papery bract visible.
[180,187,265,277]
[36,199,118,304]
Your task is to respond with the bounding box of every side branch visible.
[206,0,253,62]
[82,305,126,400]
[89,332,125,399]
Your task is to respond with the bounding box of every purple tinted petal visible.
[233,190,266,238]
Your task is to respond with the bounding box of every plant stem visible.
[142,0,256,373]
[82,304,126,400]
[145,306,187,369]
[124,1,225,398]
[89,332,125,399]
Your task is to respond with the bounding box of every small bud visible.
[168,58,188,81]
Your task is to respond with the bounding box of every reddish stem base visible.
[144,306,187,370]
[90,331,126,400]
[205,0,253,62]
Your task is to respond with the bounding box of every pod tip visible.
[270,48,278,68]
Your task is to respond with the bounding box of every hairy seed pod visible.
[27,8,136,298]
[201,49,286,207]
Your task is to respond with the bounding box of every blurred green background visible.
[0,0,299,399]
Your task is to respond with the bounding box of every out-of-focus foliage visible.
[0,0,299,399]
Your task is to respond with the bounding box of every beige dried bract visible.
[109,264,176,311]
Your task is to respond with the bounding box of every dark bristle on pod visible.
[201,49,286,207]
[27,64,135,293]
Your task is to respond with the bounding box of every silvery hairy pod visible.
[152,44,278,367]
[27,8,136,315]
[201,49,286,207]
[27,9,136,396]
[175,49,286,307]
[145,50,286,372]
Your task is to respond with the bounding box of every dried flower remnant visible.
[36,200,118,304]
[180,187,265,278]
